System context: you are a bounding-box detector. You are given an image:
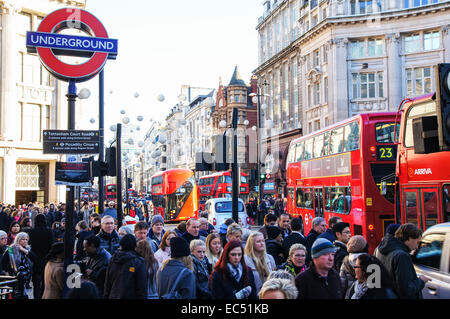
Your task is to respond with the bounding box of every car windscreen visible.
[215,201,244,213]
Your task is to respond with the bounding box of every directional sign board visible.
[43,130,100,154]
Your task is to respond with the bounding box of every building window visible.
[17,12,32,36]
[359,0,373,14]
[324,77,328,103]
[22,103,41,142]
[368,38,383,56]
[313,50,320,67]
[314,82,321,105]
[323,45,328,63]
[352,72,384,99]
[350,40,365,58]
[424,31,440,51]
[406,67,433,97]
[405,34,420,53]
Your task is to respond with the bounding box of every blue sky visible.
[80,0,263,136]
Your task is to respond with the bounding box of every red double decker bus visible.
[286,113,400,252]
[151,168,198,222]
[198,171,249,211]
[396,71,450,228]
[106,184,117,201]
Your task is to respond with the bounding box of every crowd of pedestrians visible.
[0,199,432,300]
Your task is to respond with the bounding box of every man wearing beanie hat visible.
[156,237,196,299]
[295,238,342,299]
[265,226,285,266]
[104,234,147,299]
[148,215,166,249]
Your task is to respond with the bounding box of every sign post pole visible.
[98,70,105,216]
[116,123,123,227]
[63,80,77,297]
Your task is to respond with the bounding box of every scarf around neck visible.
[351,281,368,299]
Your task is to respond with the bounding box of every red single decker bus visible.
[151,168,198,222]
[286,112,400,252]
[396,89,450,229]
[106,184,117,201]
[198,171,249,211]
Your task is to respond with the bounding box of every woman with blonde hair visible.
[244,231,276,294]
[279,243,308,277]
[205,233,222,269]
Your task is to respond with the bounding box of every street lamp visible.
[249,77,269,209]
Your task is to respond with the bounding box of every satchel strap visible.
[168,268,188,295]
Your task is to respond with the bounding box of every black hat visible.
[266,226,281,240]
[386,224,401,236]
[120,234,137,251]
[170,237,190,258]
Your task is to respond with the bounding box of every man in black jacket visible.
[331,222,351,272]
[305,217,326,265]
[28,214,54,299]
[81,235,111,297]
[378,223,431,299]
[0,207,13,232]
[282,217,307,258]
[104,234,147,299]
[97,216,120,255]
[295,238,342,299]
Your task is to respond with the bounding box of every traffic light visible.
[127,177,132,190]
[213,134,230,171]
[105,147,117,176]
[260,173,266,184]
[436,63,450,147]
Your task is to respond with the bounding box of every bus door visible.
[287,187,295,217]
[444,185,450,222]
[420,187,440,230]
[403,186,441,230]
[314,187,324,218]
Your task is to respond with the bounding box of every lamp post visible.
[249,78,269,208]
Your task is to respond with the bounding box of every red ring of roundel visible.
[36,8,109,82]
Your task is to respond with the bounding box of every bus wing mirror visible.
[381,182,387,196]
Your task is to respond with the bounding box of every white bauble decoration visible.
[261,103,268,110]
[157,94,165,102]
[134,92,139,98]
[137,115,144,121]
[78,88,91,99]
[243,120,249,126]
[138,141,144,147]
[122,117,130,124]
[90,118,95,124]
[120,109,126,114]
[110,125,117,132]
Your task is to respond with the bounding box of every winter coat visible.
[295,262,343,299]
[282,231,308,258]
[0,211,13,233]
[104,249,147,299]
[42,259,64,299]
[192,256,212,299]
[378,236,425,299]
[345,280,398,299]
[317,229,337,243]
[333,241,348,272]
[97,229,120,256]
[145,261,159,299]
[305,229,320,265]
[84,247,111,296]
[156,259,196,299]
[244,253,276,293]
[28,226,54,274]
[181,232,206,245]
[75,230,94,261]
[0,246,7,275]
[148,228,165,250]
[102,208,117,220]
[279,260,307,278]
[374,234,394,267]
[258,225,269,240]
[210,265,257,299]
[154,248,170,267]
[265,239,285,266]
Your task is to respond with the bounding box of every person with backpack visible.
[156,237,196,299]
[103,234,147,299]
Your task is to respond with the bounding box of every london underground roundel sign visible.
[26,8,118,82]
